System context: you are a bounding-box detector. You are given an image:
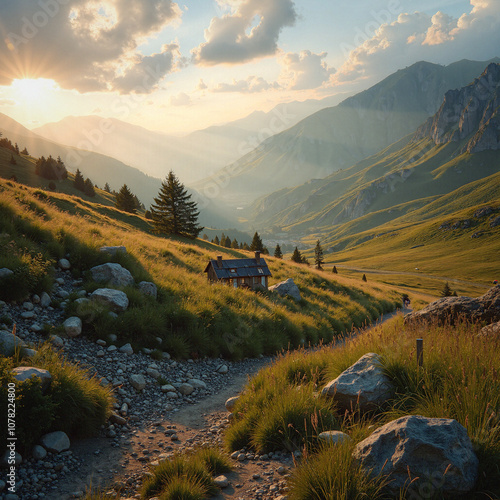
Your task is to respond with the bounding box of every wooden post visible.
[416,338,423,367]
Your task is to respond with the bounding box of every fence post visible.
[416,338,423,367]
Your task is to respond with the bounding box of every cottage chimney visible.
[255,251,261,264]
[217,255,223,268]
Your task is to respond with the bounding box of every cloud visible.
[280,50,336,90]
[193,0,296,65]
[332,0,500,86]
[196,79,208,91]
[212,75,280,93]
[0,0,182,93]
[0,98,17,106]
[169,91,192,106]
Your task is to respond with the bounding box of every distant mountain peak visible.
[415,63,500,153]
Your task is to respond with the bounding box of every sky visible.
[0,0,499,135]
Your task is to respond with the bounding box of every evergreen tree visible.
[223,236,231,248]
[332,265,338,274]
[250,232,264,252]
[150,171,203,239]
[242,242,250,251]
[274,244,283,259]
[202,233,209,241]
[145,210,152,220]
[291,247,303,263]
[214,235,220,245]
[104,182,111,193]
[441,282,452,297]
[231,238,239,249]
[21,147,29,155]
[362,274,367,282]
[83,178,96,197]
[314,240,324,270]
[115,184,137,213]
[14,143,19,155]
[74,168,85,192]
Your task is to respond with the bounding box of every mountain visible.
[193,58,500,206]
[246,63,500,247]
[32,94,348,185]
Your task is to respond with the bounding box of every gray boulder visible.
[90,263,134,287]
[405,285,500,325]
[63,317,82,337]
[477,321,500,338]
[178,383,194,396]
[119,343,134,355]
[225,396,239,412]
[130,374,147,391]
[0,268,13,279]
[321,353,394,413]
[318,430,351,445]
[353,415,479,495]
[40,292,51,308]
[99,246,127,256]
[0,330,26,356]
[269,278,301,301]
[12,367,52,392]
[90,288,129,312]
[40,431,70,453]
[58,258,71,270]
[32,445,47,460]
[187,378,207,390]
[138,281,158,300]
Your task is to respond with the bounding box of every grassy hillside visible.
[0,178,402,360]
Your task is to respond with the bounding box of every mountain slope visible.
[193,58,500,206]
[247,63,500,241]
[32,94,347,184]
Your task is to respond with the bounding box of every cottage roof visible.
[204,255,272,280]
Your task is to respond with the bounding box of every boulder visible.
[0,330,26,356]
[40,431,70,453]
[99,246,127,256]
[214,475,229,488]
[0,268,13,279]
[90,263,134,287]
[119,343,134,355]
[146,367,161,379]
[130,374,146,391]
[477,320,500,338]
[32,445,47,460]
[58,258,71,270]
[353,415,479,495]
[178,383,194,396]
[63,317,82,337]
[321,353,394,413]
[404,285,500,325]
[269,278,301,301]
[318,430,351,445]
[12,367,52,392]
[225,396,239,412]
[40,292,51,308]
[138,281,158,300]
[90,288,129,312]
[216,364,229,374]
[187,378,207,390]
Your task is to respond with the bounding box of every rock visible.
[91,288,129,312]
[216,364,229,374]
[22,348,37,357]
[138,281,158,300]
[353,415,479,495]
[146,367,161,379]
[474,206,493,218]
[405,285,500,326]
[214,475,229,488]
[318,430,351,445]
[99,246,127,256]
[477,321,500,338]
[109,413,127,426]
[23,301,34,311]
[490,215,500,228]
[178,383,194,396]
[0,330,26,356]
[40,292,51,308]
[119,343,134,355]
[32,445,47,460]
[90,263,134,287]
[187,378,207,390]
[40,431,70,453]
[50,335,64,348]
[130,374,147,391]
[12,367,52,392]
[58,258,71,270]
[225,396,239,412]
[63,317,82,337]
[1,450,22,467]
[0,268,13,278]
[321,353,395,413]
[269,278,301,301]
[161,384,176,393]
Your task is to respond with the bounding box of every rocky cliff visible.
[414,63,500,153]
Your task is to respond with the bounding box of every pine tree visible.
[332,265,338,274]
[314,240,324,270]
[291,247,302,263]
[150,171,203,239]
[441,282,452,297]
[104,182,111,193]
[242,242,250,251]
[14,143,19,155]
[74,168,85,192]
[231,238,239,249]
[21,147,29,155]
[115,184,137,213]
[362,274,367,282]
[83,178,96,197]
[274,244,283,259]
[202,233,209,241]
[223,236,231,248]
[250,232,264,252]
[214,235,220,245]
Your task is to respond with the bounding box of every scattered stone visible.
[214,475,229,488]
[353,415,479,495]
[0,329,26,356]
[40,292,51,308]
[216,364,229,374]
[0,268,13,278]
[318,430,351,445]
[119,343,134,355]
[130,374,147,392]
[187,378,207,390]
[477,321,500,338]
[225,396,239,412]
[99,246,127,256]
[146,367,161,379]
[32,445,47,460]
[474,206,493,218]
[269,278,301,301]
[40,431,70,453]
[90,263,134,287]
[91,288,129,313]
[109,413,127,426]
[12,367,52,392]
[63,317,82,338]
[1,450,22,467]
[178,383,194,396]
[50,335,64,348]
[23,301,34,311]
[321,353,395,413]
[58,258,71,270]
[138,281,158,300]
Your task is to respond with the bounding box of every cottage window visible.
[233,279,238,288]
[230,269,236,274]
[258,268,263,274]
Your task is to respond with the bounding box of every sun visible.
[11,78,58,103]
